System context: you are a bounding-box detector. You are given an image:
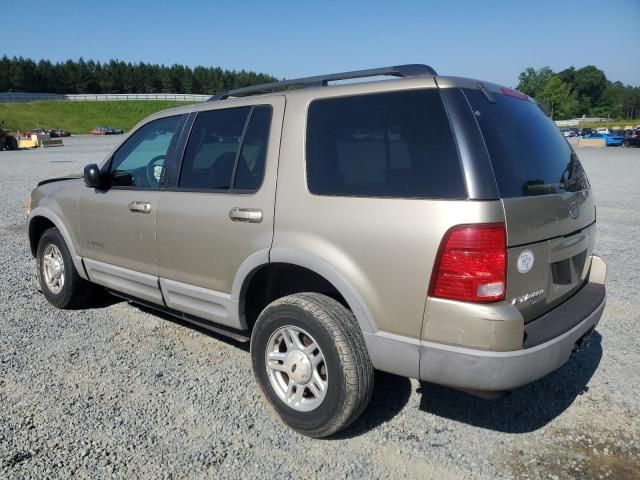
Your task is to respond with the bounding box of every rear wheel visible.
[623,140,630,148]
[37,228,95,308]
[250,293,374,438]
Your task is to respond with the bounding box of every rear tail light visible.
[430,224,506,303]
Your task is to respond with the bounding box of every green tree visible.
[516,66,554,98]
[537,75,579,120]
[0,57,277,94]
[572,66,607,103]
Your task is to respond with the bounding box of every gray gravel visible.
[1,136,639,479]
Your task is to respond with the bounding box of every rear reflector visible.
[430,224,506,303]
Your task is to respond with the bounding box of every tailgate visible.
[503,192,596,322]
[463,86,597,322]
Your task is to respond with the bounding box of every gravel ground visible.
[1,136,639,479]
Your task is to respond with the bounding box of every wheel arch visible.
[28,208,88,280]
[233,248,377,334]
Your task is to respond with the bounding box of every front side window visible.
[179,105,272,191]
[306,89,465,198]
[109,115,184,188]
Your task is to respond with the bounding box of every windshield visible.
[465,88,589,198]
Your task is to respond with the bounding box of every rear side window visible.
[306,90,465,198]
[465,89,589,198]
[179,105,272,191]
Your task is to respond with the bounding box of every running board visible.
[108,290,251,343]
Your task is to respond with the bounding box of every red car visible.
[21,128,47,137]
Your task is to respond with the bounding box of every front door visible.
[156,98,284,328]
[78,114,186,304]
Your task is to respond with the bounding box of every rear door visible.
[464,88,595,322]
[155,98,284,329]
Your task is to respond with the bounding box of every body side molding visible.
[160,278,242,330]
[83,258,163,304]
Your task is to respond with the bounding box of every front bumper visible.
[419,257,607,391]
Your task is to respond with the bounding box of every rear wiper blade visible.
[522,183,559,195]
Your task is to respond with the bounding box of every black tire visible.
[5,135,18,151]
[623,140,630,148]
[36,228,95,309]
[250,293,374,438]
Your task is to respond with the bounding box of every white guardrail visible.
[555,117,609,127]
[0,92,210,103]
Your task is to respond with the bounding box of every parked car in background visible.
[90,127,109,135]
[21,128,70,138]
[622,129,640,147]
[21,128,48,137]
[596,128,610,135]
[606,130,625,146]
[588,131,623,146]
[90,126,124,135]
[580,128,594,137]
[49,129,71,138]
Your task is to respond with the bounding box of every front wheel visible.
[250,293,374,438]
[37,228,95,308]
[623,140,630,148]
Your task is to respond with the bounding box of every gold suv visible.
[27,65,607,437]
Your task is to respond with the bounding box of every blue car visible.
[588,132,623,146]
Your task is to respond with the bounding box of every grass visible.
[0,100,195,134]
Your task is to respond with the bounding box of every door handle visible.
[229,207,263,223]
[128,201,152,214]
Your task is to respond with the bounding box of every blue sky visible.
[2,0,639,87]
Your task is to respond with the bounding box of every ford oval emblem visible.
[569,203,579,219]
[517,249,535,274]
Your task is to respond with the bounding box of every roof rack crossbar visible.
[208,64,437,101]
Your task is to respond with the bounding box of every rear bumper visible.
[419,257,607,391]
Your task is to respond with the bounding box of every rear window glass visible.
[306,89,465,198]
[465,89,589,198]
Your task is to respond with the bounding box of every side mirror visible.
[84,164,103,188]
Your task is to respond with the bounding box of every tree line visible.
[516,65,640,120]
[2,57,638,120]
[0,56,278,95]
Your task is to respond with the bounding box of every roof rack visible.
[208,64,437,101]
